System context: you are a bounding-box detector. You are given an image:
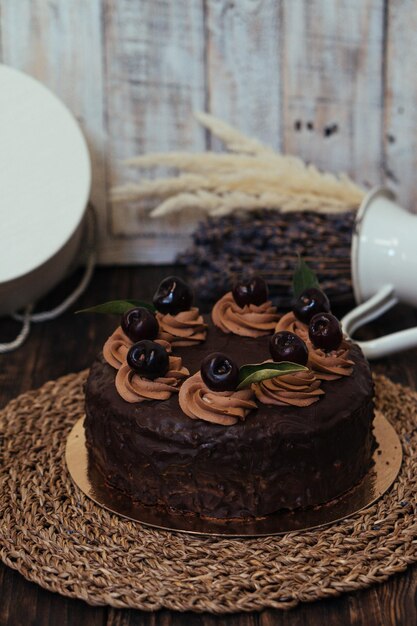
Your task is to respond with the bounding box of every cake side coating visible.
[84,325,375,519]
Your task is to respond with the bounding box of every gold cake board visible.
[66,412,402,537]
[1,370,416,612]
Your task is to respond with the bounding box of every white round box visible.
[0,65,91,316]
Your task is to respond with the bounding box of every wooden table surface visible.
[1,266,416,626]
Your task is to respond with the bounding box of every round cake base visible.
[66,411,402,537]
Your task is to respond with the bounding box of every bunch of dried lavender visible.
[177,209,355,308]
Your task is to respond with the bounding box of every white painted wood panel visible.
[281,0,385,188]
[1,0,417,263]
[0,0,107,223]
[384,0,417,212]
[103,0,206,263]
[205,0,282,151]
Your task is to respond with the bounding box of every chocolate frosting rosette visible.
[116,355,189,403]
[278,279,354,381]
[179,352,257,426]
[308,340,354,381]
[103,326,171,370]
[153,276,207,346]
[277,285,332,342]
[179,372,257,426]
[275,311,309,342]
[115,340,189,403]
[253,331,324,407]
[156,309,207,347]
[253,369,323,407]
[212,276,280,337]
[307,309,354,380]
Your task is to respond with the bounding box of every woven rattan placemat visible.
[1,371,416,613]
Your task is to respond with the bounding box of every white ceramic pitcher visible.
[341,187,417,359]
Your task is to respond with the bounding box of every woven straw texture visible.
[1,371,416,613]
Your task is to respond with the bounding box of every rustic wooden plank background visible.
[0,0,416,263]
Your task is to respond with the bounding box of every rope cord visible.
[0,304,33,354]
[0,205,97,353]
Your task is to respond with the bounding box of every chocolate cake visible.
[84,276,375,520]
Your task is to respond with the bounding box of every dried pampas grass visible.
[111,112,365,218]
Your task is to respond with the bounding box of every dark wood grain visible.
[1,266,416,626]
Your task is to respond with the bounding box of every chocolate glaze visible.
[84,324,375,519]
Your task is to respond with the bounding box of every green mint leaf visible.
[76,300,155,315]
[292,256,320,298]
[237,361,307,390]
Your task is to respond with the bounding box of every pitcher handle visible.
[341,285,417,359]
[354,328,417,359]
[341,285,398,336]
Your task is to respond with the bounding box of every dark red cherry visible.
[293,287,330,324]
[232,276,268,308]
[127,340,169,380]
[153,276,193,315]
[269,331,308,366]
[200,352,239,392]
[309,313,343,352]
[121,307,159,342]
